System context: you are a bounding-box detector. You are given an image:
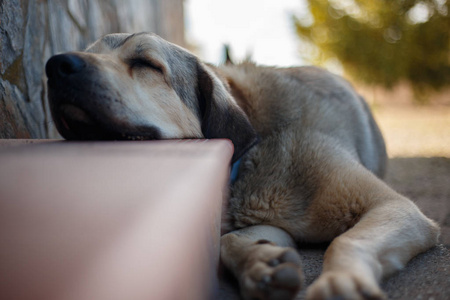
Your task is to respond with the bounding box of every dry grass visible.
[372,104,450,158]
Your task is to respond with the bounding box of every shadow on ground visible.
[218,157,450,299]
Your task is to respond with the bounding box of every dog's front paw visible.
[240,243,304,300]
[306,271,386,300]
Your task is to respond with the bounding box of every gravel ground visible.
[219,105,450,299]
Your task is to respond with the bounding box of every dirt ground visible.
[219,104,450,299]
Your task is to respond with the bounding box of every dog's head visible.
[46,32,257,162]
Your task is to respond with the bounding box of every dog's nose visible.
[46,54,86,79]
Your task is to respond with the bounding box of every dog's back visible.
[217,63,387,177]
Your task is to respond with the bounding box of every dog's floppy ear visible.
[197,63,258,163]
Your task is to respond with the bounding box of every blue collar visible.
[230,158,242,184]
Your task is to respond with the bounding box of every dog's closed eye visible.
[128,58,163,73]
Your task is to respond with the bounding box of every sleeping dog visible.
[46,32,439,300]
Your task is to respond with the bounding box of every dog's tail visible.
[223,44,233,65]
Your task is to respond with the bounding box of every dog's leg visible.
[221,225,304,300]
[306,194,439,300]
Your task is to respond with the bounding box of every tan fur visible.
[46,33,440,300]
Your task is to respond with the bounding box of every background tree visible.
[294,0,450,102]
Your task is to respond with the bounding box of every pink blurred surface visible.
[0,140,233,300]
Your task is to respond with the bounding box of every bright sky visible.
[184,0,308,66]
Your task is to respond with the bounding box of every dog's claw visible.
[257,274,272,290]
[268,258,280,267]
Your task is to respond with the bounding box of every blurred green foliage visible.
[294,0,449,101]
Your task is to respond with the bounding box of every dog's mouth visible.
[58,104,110,140]
[56,104,161,141]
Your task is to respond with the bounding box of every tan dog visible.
[46,33,440,300]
